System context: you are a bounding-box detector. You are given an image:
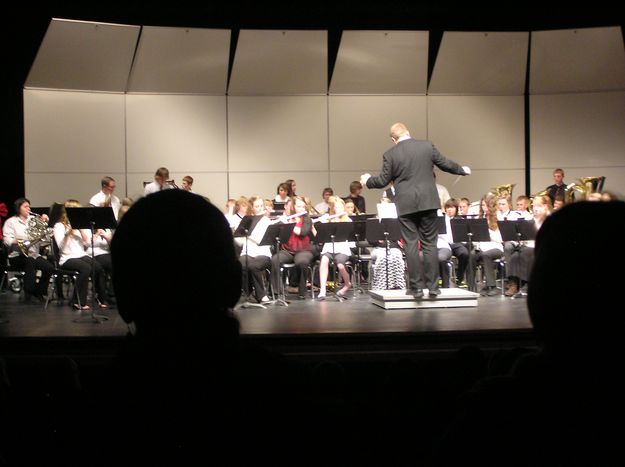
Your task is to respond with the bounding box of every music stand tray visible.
[65,207,117,323]
[497,220,536,242]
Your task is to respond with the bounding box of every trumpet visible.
[17,213,50,256]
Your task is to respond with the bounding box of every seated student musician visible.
[270,196,316,299]
[467,194,504,296]
[503,194,552,297]
[369,197,405,291]
[344,181,366,214]
[437,198,469,288]
[316,196,354,300]
[181,175,194,192]
[238,195,272,304]
[2,197,55,302]
[274,182,291,204]
[314,187,334,215]
[144,167,173,196]
[53,200,109,310]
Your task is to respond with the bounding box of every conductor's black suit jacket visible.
[366,139,467,216]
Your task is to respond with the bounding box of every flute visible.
[270,210,307,224]
[312,212,345,223]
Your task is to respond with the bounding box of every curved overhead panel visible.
[330,31,428,94]
[229,30,327,95]
[25,18,139,92]
[127,27,230,94]
[429,31,528,95]
[530,27,625,94]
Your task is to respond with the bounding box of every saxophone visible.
[17,213,50,256]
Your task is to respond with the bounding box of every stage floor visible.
[0,288,534,358]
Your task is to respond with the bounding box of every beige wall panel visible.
[328,96,427,172]
[228,172,330,204]
[126,94,228,173]
[531,27,625,94]
[25,19,139,92]
[127,27,230,93]
[330,30,428,94]
[427,95,525,171]
[229,30,327,95]
[227,96,328,172]
[24,90,126,173]
[429,31,528,95]
[25,172,127,208]
[530,92,625,170]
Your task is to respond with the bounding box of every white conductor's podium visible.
[369,288,479,310]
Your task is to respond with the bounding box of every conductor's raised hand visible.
[360,173,371,186]
[462,166,472,175]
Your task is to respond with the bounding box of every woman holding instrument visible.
[270,196,316,299]
[239,196,272,304]
[316,196,354,300]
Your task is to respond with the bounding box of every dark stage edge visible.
[0,290,536,362]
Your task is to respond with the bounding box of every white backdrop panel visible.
[126,94,228,173]
[328,96,427,172]
[530,27,625,94]
[229,30,327,95]
[228,172,330,204]
[25,19,139,92]
[330,30,428,94]
[25,173,126,208]
[429,31,529,95]
[227,96,328,172]
[24,90,126,173]
[127,26,230,94]
[436,169,527,204]
[530,92,625,169]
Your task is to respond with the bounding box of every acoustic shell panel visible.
[429,31,529,95]
[227,96,328,172]
[127,26,230,94]
[25,18,139,92]
[229,30,327,95]
[330,30,428,94]
[328,95,427,172]
[24,89,126,173]
[125,94,228,173]
[530,27,625,94]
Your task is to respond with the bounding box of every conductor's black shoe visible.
[429,289,441,297]
[413,289,424,299]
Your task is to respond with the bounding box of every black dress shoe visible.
[429,289,441,297]
[413,289,424,299]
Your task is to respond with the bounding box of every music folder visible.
[497,220,536,242]
[450,217,490,243]
[65,207,117,230]
[259,222,295,246]
[365,218,402,242]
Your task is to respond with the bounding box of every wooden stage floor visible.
[0,288,535,360]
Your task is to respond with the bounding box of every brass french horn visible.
[17,213,50,256]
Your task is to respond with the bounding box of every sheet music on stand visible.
[497,220,536,242]
[377,203,398,219]
[65,207,117,323]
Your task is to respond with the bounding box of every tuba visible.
[565,176,606,202]
[489,184,516,200]
[17,213,51,256]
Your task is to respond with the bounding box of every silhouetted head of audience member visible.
[528,200,625,357]
[111,189,241,344]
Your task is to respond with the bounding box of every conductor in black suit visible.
[361,123,471,299]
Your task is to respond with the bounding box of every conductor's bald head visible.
[390,123,410,142]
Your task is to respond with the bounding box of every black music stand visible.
[366,218,403,290]
[315,222,354,301]
[233,215,267,309]
[65,207,116,323]
[497,220,536,243]
[347,219,370,293]
[450,218,491,292]
[260,222,295,306]
[272,202,286,215]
